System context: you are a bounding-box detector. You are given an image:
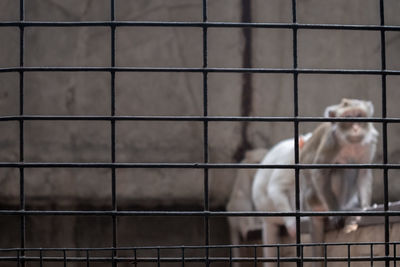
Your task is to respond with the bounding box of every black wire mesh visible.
[0,0,398,266]
[0,243,399,265]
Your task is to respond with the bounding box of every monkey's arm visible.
[308,129,342,211]
[309,168,339,211]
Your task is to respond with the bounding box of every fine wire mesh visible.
[0,0,399,266]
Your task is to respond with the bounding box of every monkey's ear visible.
[366,101,374,116]
[324,105,337,117]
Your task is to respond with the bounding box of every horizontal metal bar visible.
[0,255,396,263]
[1,67,400,75]
[1,21,400,31]
[0,209,399,217]
[0,115,398,123]
[0,162,396,169]
[1,241,398,252]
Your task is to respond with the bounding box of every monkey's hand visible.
[343,216,361,233]
[344,223,359,233]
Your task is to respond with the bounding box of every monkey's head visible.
[324,98,375,143]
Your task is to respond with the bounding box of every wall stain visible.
[233,0,254,162]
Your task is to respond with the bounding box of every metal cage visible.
[0,0,399,266]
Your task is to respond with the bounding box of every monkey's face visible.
[337,108,369,143]
[324,98,375,144]
[338,122,368,143]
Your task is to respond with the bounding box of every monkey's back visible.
[252,138,296,213]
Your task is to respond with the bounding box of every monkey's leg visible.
[330,169,359,229]
[339,168,374,233]
[268,181,296,239]
[262,220,280,267]
[310,216,325,267]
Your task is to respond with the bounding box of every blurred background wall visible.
[0,0,399,264]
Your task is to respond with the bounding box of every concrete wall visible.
[1,0,399,212]
[0,0,244,210]
[0,0,399,265]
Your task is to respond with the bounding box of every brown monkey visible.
[252,99,378,267]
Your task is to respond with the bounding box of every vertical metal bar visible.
[63,249,66,267]
[379,1,389,267]
[17,250,20,267]
[39,250,43,267]
[86,250,90,267]
[347,244,351,267]
[133,248,137,267]
[370,244,374,267]
[229,247,232,267]
[300,245,304,266]
[157,248,160,267]
[277,246,280,267]
[110,1,117,267]
[182,247,185,267]
[395,243,397,267]
[202,1,210,267]
[19,1,25,267]
[291,0,301,266]
[254,246,257,267]
[323,244,327,267]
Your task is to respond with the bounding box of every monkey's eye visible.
[338,121,353,130]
